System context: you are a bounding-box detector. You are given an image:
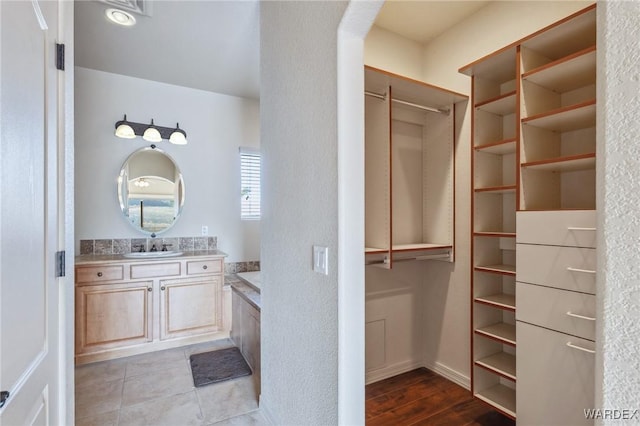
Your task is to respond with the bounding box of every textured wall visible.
[596,1,640,421]
[259,1,348,424]
[74,68,260,262]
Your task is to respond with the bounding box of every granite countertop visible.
[75,249,228,265]
[227,273,261,311]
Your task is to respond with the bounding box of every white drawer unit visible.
[517,210,596,248]
[517,321,595,426]
[516,282,595,341]
[516,244,596,294]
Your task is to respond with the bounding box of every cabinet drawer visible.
[76,265,124,283]
[517,282,595,341]
[516,244,596,294]
[517,210,596,248]
[187,259,223,275]
[130,262,181,279]
[517,321,594,426]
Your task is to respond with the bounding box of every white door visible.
[0,1,67,424]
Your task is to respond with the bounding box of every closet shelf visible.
[474,384,516,419]
[475,322,516,346]
[521,153,595,172]
[475,138,517,155]
[474,185,516,194]
[523,46,596,92]
[392,243,452,252]
[475,293,516,311]
[475,264,516,275]
[475,91,516,115]
[365,247,387,254]
[522,99,596,132]
[475,352,517,381]
[474,231,516,238]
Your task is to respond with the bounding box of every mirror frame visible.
[117,145,185,237]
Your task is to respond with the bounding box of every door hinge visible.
[56,43,65,71]
[56,251,66,277]
[0,391,9,409]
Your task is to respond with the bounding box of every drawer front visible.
[517,282,595,341]
[517,210,596,248]
[187,259,223,275]
[76,265,124,283]
[516,244,596,294]
[517,321,594,426]
[130,262,181,279]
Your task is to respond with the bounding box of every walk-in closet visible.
[364,3,597,424]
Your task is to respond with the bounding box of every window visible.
[240,148,261,220]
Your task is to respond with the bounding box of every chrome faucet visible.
[150,244,158,252]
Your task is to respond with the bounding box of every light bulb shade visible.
[143,120,162,142]
[169,124,187,145]
[115,114,136,139]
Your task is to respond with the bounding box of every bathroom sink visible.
[123,250,184,259]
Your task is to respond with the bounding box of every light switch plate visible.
[313,245,328,275]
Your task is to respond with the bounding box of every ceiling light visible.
[169,123,188,145]
[142,119,162,142]
[114,114,136,139]
[134,178,150,188]
[105,8,136,26]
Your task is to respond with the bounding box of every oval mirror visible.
[117,146,185,236]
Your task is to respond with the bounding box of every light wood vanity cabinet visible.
[75,253,227,364]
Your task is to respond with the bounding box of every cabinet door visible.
[230,291,243,348]
[242,303,261,373]
[75,281,153,354]
[159,276,222,340]
[517,321,594,425]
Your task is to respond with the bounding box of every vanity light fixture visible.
[169,123,188,145]
[134,178,150,188]
[114,115,188,145]
[105,8,137,26]
[142,119,162,142]
[114,115,136,139]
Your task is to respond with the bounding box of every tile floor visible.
[75,338,268,426]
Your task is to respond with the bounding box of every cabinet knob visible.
[97,272,103,277]
[203,265,208,270]
[147,287,152,292]
[161,286,166,291]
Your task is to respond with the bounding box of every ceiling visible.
[375,0,490,44]
[74,0,260,99]
[74,1,489,100]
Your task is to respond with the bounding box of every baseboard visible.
[365,359,423,385]
[258,396,277,425]
[423,360,470,390]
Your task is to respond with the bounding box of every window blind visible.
[240,148,261,220]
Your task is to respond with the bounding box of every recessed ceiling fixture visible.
[105,8,136,26]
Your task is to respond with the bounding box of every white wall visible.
[259,1,348,424]
[74,67,260,262]
[364,25,423,80]
[364,1,593,385]
[597,1,640,420]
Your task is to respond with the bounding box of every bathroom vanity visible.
[74,250,229,364]
[230,272,261,387]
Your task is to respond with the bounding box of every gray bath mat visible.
[189,346,252,387]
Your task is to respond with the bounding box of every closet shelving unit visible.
[461,44,518,419]
[519,11,597,211]
[460,5,597,421]
[364,66,467,268]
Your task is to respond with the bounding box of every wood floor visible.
[366,368,516,426]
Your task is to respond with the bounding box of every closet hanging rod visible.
[364,90,450,115]
[365,251,451,265]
